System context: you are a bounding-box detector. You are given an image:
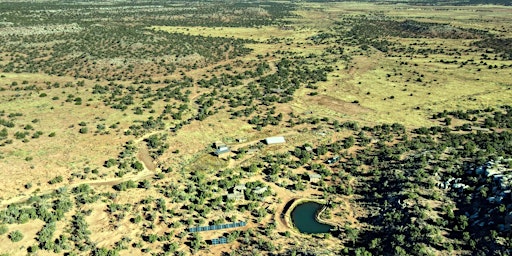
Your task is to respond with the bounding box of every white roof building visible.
[253,186,268,194]
[265,136,286,145]
[215,146,230,156]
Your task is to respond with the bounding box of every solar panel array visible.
[188,221,246,233]
[210,237,228,245]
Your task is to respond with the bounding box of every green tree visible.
[79,127,88,134]
[0,225,8,235]
[49,175,63,185]
[345,225,359,246]
[132,161,144,171]
[9,230,24,242]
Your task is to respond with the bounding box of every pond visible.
[291,201,333,234]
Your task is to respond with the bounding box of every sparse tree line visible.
[0,106,511,255]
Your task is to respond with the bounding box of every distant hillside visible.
[302,0,511,6]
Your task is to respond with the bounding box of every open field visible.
[0,1,511,255]
[152,26,316,42]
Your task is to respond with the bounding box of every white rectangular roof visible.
[265,136,286,144]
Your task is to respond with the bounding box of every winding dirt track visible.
[0,138,157,208]
[0,169,154,208]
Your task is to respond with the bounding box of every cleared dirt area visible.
[137,144,156,171]
[308,95,371,116]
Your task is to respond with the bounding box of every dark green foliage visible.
[144,134,169,158]
[0,225,7,235]
[0,128,7,140]
[0,119,15,128]
[14,131,29,139]
[69,213,92,251]
[48,176,63,185]
[113,180,138,191]
[473,38,512,60]
[104,158,117,168]
[72,184,91,194]
[91,247,120,256]
[0,24,253,80]
[9,230,23,242]
[79,127,88,134]
[132,161,144,171]
[36,222,56,250]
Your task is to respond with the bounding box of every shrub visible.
[104,159,117,168]
[14,131,28,139]
[9,230,23,242]
[49,175,63,185]
[79,127,88,134]
[0,225,8,235]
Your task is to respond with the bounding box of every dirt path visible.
[0,149,157,208]
[0,114,167,207]
[0,168,154,208]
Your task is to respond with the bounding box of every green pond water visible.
[291,201,333,234]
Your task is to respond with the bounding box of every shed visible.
[214,141,227,149]
[326,156,340,164]
[233,184,247,193]
[253,186,268,195]
[215,146,230,156]
[309,173,322,183]
[227,193,244,201]
[265,136,286,145]
[247,148,259,154]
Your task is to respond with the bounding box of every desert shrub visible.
[0,225,8,235]
[79,127,88,134]
[49,176,63,185]
[9,230,23,242]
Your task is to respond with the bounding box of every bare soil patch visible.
[308,95,371,116]
[137,144,156,171]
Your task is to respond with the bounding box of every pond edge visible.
[283,198,339,233]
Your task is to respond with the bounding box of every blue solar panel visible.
[189,221,247,233]
[211,237,228,245]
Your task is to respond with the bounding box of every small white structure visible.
[234,184,247,193]
[227,193,244,201]
[309,173,322,183]
[214,141,227,149]
[253,186,268,195]
[215,146,230,156]
[227,184,246,201]
[265,136,286,145]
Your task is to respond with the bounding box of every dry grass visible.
[0,84,130,199]
[0,219,45,254]
[0,2,511,255]
[152,25,315,42]
[289,40,512,127]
